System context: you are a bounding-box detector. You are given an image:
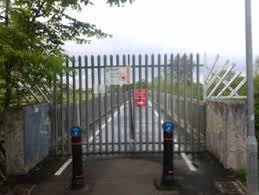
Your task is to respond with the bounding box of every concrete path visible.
[29,100,243,195]
[31,153,238,195]
[85,99,184,154]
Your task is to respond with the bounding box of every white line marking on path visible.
[54,102,126,176]
[54,158,72,176]
[181,153,197,172]
[148,100,196,172]
[148,101,163,123]
[88,110,118,143]
[89,135,93,142]
[88,102,126,142]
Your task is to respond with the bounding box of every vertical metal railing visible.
[164,54,168,121]
[170,54,175,152]
[52,53,205,155]
[79,56,83,128]
[151,54,155,152]
[91,56,96,153]
[190,54,194,152]
[85,56,89,154]
[128,54,133,151]
[132,55,136,152]
[66,59,71,154]
[145,54,149,151]
[196,54,201,152]
[110,55,115,153]
[59,65,64,153]
[158,54,162,152]
[123,55,128,152]
[176,54,181,152]
[138,54,143,152]
[183,54,188,152]
[104,55,109,153]
[53,75,58,154]
[72,57,76,127]
[97,55,102,153]
[170,54,174,120]
[116,55,121,153]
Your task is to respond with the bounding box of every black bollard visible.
[70,126,85,190]
[161,121,175,186]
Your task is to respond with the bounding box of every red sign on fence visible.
[134,89,147,108]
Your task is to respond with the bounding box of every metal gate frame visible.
[53,53,205,155]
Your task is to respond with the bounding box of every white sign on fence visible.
[105,66,131,85]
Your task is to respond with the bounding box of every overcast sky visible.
[64,0,259,69]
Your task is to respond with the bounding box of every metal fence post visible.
[245,0,259,194]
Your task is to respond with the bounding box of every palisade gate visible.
[52,53,206,155]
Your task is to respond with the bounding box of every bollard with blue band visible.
[155,121,175,189]
[70,126,81,138]
[70,126,85,190]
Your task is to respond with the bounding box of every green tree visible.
[0,0,133,180]
[0,0,133,109]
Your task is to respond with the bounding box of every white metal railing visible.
[204,54,247,100]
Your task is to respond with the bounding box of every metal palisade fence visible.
[52,53,206,155]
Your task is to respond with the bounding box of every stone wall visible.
[206,100,247,170]
[4,104,51,175]
[4,108,26,175]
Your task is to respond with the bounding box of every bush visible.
[234,169,246,185]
